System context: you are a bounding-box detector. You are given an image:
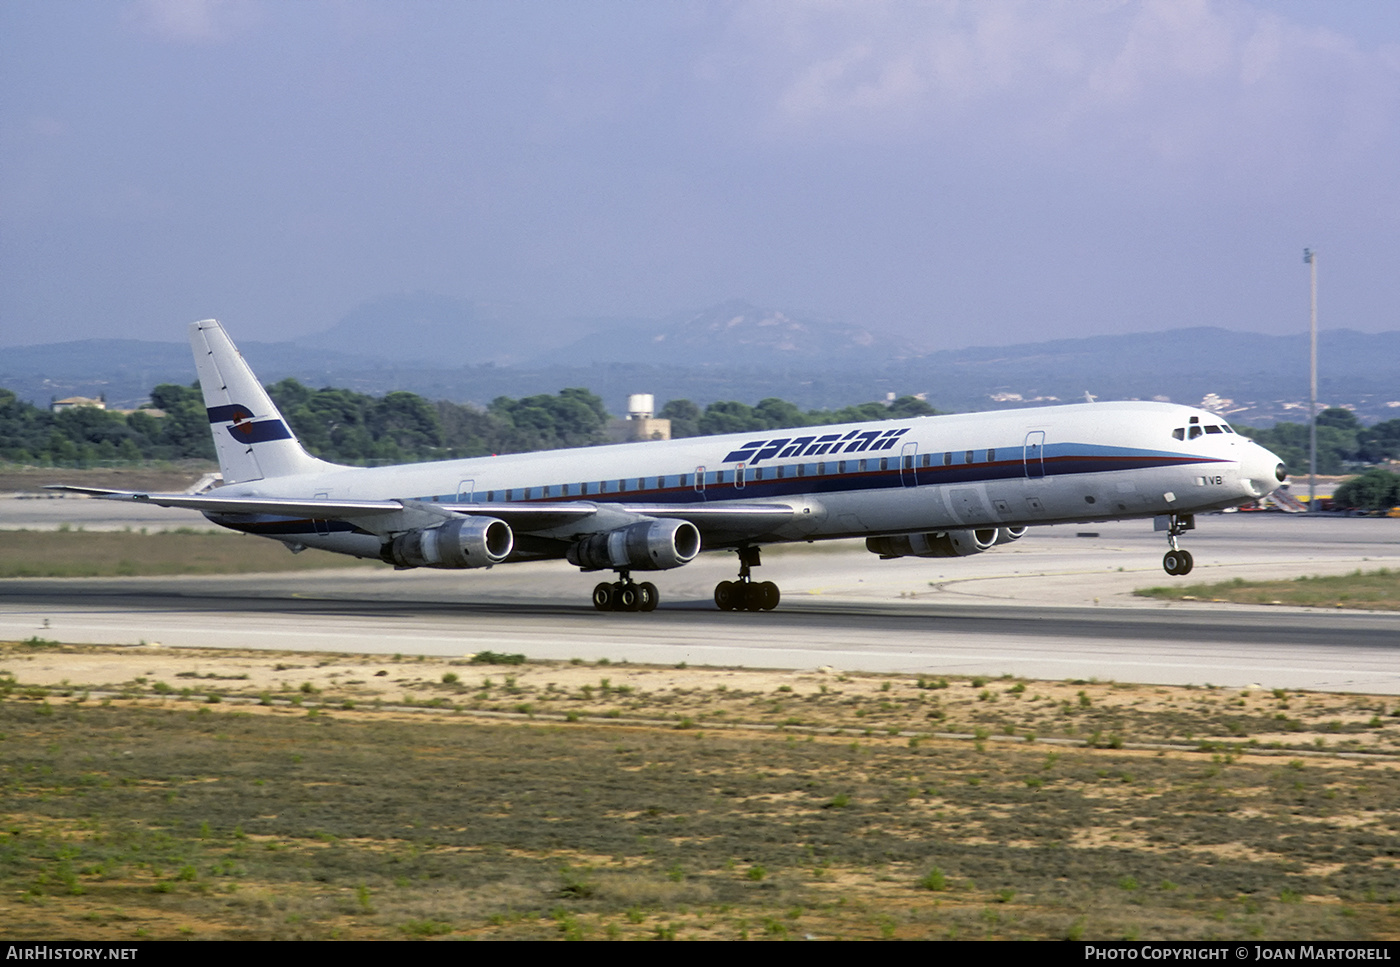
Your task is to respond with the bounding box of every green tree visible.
[753,397,805,429]
[697,401,765,436]
[658,399,701,438]
[150,383,215,460]
[1333,469,1400,510]
[489,388,609,452]
[886,395,938,419]
[1358,419,1400,463]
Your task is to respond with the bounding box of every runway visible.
[3,512,1398,692]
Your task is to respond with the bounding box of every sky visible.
[2,0,1398,352]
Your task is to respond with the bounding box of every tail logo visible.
[207,403,293,444]
[228,407,254,439]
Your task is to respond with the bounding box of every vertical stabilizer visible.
[190,319,334,484]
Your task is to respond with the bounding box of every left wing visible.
[46,486,805,541]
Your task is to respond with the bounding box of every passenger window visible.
[965,450,974,464]
[987,448,995,462]
[943,452,951,466]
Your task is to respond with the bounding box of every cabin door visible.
[1023,432,1046,479]
[900,442,919,488]
[312,492,331,535]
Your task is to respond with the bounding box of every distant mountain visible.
[293,293,563,367]
[531,299,923,367]
[4,301,1397,426]
[0,338,385,410]
[902,326,1399,397]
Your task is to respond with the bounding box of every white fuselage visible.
[207,400,1284,563]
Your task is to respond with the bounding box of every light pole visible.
[1303,248,1317,512]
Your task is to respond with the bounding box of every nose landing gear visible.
[715,545,781,611]
[1159,513,1195,576]
[592,571,659,612]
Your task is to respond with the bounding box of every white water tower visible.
[627,394,655,420]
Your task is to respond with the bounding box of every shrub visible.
[919,867,947,891]
[470,651,526,665]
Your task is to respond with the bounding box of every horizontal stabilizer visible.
[45,486,403,518]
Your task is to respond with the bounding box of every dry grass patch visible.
[1136,569,1400,611]
[1,644,1397,940]
[0,529,390,578]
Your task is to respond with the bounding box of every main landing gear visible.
[1160,513,1195,576]
[714,546,781,612]
[592,571,659,612]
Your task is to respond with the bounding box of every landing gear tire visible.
[616,583,641,612]
[715,580,738,611]
[715,579,780,611]
[715,546,782,612]
[592,582,614,611]
[1163,549,1194,576]
[759,581,780,611]
[743,583,764,611]
[594,577,657,612]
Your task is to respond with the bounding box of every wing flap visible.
[620,502,799,536]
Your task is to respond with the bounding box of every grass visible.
[0,529,388,577]
[1135,569,1400,611]
[1,643,1398,940]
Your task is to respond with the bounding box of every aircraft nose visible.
[1242,442,1286,498]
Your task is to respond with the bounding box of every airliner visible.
[52,320,1287,612]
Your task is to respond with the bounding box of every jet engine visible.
[381,516,513,569]
[866,526,1024,559]
[566,518,702,571]
[995,526,1028,545]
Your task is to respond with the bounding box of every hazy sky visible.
[2,0,1397,350]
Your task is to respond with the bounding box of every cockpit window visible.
[1204,425,1222,434]
[1172,428,1185,441]
[1188,426,1203,439]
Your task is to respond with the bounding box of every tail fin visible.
[190,319,335,484]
